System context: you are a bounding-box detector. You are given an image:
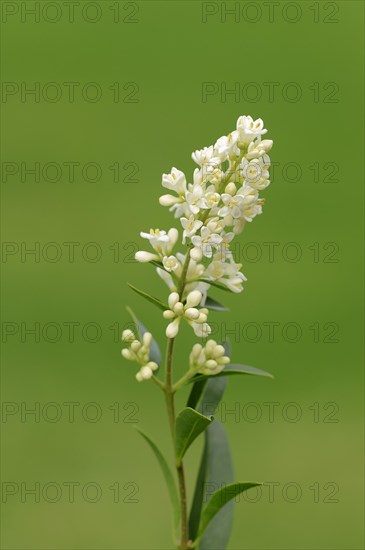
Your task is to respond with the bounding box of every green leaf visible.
[138,320,162,365]
[126,307,161,366]
[189,436,208,542]
[197,377,227,417]
[198,279,232,292]
[150,260,164,268]
[188,363,273,383]
[198,421,234,550]
[135,428,180,539]
[204,296,229,311]
[186,377,208,409]
[189,378,229,544]
[223,363,273,378]
[222,340,231,357]
[175,407,213,465]
[194,482,262,546]
[127,283,167,311]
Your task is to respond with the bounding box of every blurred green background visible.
[1,1,364,548]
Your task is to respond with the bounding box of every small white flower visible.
[218,193,245,219]
[162,167,187,195]
[198,185,221,210]
[214,131,240,159]
[162,255,180,272]
[185,183,204,215]
[245,139,273,160]
[180,215,203,244]
[236,115,267,146]
[204,256,246,293]
[139,228,178,258]
[191,226,222,259]
[192,146,221,167]
[239,156,270,190]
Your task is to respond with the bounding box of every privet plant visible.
[121,116,274,549]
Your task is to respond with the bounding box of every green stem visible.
[164,339,190,549]
[173,368,198,392]
[164,252,192,549]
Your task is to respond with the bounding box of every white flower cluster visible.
[163,290,209,338]
[134,115,273,344]
[189,340,230,376]
[121,329,158,381]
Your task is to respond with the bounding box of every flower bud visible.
[260,139,273,152]
[131,341,141,352]
[121,349,133,360]
[191,343,203,359]
[212,344,225,358]
[135,251,158,263]
[166,318,180,339]
[168,292,180,309]
[205,339,217,354]
[159,194,178,206]
[184,307,200,320]
[174,302,184,315]
[190,247,202,262]
[146,361,159,371]
[142,332,152,347]
[186,290,202,308]
[225,182,237,196]
[205,359,218,370]
[122,329,135,342]
[140,366,153,380]
[168,227,179,248]
[163,310,175,319]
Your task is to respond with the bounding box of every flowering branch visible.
[122,115,274,549]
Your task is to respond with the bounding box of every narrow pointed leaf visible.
[189,377,228,543]
[189,436,208,541]
[204,296,229,311]
[198,421,234,550]
[198,279,232,292]
[223,363,273,378]
[195,482,262,545]
[222,340,231,357]
[128,283,167,311]
[186,377,208,409]
[135,428,180,537]
[175,407,213,465]
[126,307,161,366]
[150,260,164,268]
[137,320,162,365]
[187,363,273,383]
[197,377,227,417]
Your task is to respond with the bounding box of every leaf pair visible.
[134,407,213,543]
[187,376,261,549]
[128,281,228,313]
[189,363,274,384]
[175,407,213,466]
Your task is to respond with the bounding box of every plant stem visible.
[165,337,190,549]
[164,251,192,549]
